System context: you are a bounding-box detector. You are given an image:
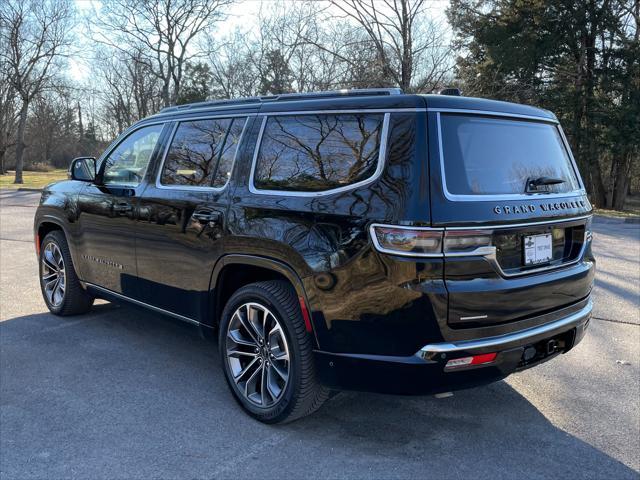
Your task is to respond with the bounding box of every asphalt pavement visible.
[1,189,639,479]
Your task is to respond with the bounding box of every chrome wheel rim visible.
[225,302,290,408]
[41,242,66,307]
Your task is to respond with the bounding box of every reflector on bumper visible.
[445,352,497,370]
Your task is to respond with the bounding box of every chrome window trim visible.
[248,112,391,197]
[369,223,445,258]
[155,114,251,192]
[435,111,587,202]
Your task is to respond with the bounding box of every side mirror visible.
[69,157,96,182]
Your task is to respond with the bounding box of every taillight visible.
[585,216,593,243]
[370,224,497,257]
[443,230,493,255]
[35,232,40,256]
[370,225,443,257]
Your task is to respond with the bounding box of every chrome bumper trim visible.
[417,298,592,358]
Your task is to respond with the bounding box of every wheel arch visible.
[36,219,65,246]
[35,216,84,279]
[209,254,318,346]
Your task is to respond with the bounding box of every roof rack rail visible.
[158,88,404,114]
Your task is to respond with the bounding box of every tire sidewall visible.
[39,232,72,315]
[219,284,303,423]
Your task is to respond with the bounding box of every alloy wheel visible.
[225,302,290,408]
[41,242,66,307]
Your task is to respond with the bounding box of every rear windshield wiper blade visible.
[526,176,565,193]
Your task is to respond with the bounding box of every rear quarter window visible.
[253,113,386,193]
[440,114,581,196]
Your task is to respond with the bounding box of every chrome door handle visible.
[113,202,132,213]
[191,210,221,224]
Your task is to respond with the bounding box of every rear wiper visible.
[525,176,565,193]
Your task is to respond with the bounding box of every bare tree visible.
[207,29,259,98]
[91,0,231,108]
[0,59,18,175]
[0,0,73,183]
[326,0,452,92]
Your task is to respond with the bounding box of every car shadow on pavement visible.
[1,304,637,479]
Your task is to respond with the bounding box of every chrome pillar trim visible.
[416,298,592,358]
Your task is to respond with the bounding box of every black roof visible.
[143,88,556,124]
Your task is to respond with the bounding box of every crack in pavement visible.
[0,238,34,243]
[592,316,639,326]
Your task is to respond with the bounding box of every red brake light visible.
[445,352,497,370]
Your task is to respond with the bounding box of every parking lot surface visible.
[1,189,639,479]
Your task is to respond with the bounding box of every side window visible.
[253,113,386,192]
[103,124,163,186]
[160,117,245,188]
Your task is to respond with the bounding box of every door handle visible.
[191,210,221,224]
[113,202,132,213]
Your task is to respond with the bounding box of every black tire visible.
[219,280,329,424]
[39,231,94,316]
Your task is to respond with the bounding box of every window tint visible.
[103,124,163,186]
[161,117,244,188]
[441,115,581,195]
[254,113,385,192]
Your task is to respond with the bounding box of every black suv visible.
[34,89,594,423]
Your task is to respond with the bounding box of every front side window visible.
[440,114,581,196]
[253,113,385,192]
[102,124,163,186]
[160,117,245,188]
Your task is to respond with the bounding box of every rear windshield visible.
[440,114,581,196]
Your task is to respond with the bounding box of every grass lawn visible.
[0,169,68,190]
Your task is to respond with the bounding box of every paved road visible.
[1,189,639,479]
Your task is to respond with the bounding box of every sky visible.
[70,0,451,82]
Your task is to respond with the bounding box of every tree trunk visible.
[162,78,171,108]
[0,149,6,175]
[612,151,633,210]
[13,100,29,185]
[78,102,84,140]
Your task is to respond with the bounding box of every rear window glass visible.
[161,117,244,188]
[253,113,385,192]
[440,115,581,196]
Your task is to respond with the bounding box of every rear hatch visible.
[426,105,594,328]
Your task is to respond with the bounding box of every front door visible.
[76,123,166,297]
[135,115,250,321]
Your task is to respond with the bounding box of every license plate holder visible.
[523,233,553,266]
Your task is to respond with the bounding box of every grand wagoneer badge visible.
[494,200,588,215]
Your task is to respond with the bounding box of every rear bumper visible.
[314,298,592,395]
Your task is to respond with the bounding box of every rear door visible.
[427,109,594,328]
[135,114,251,321]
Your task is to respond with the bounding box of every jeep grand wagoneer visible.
[35,89,594,423]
